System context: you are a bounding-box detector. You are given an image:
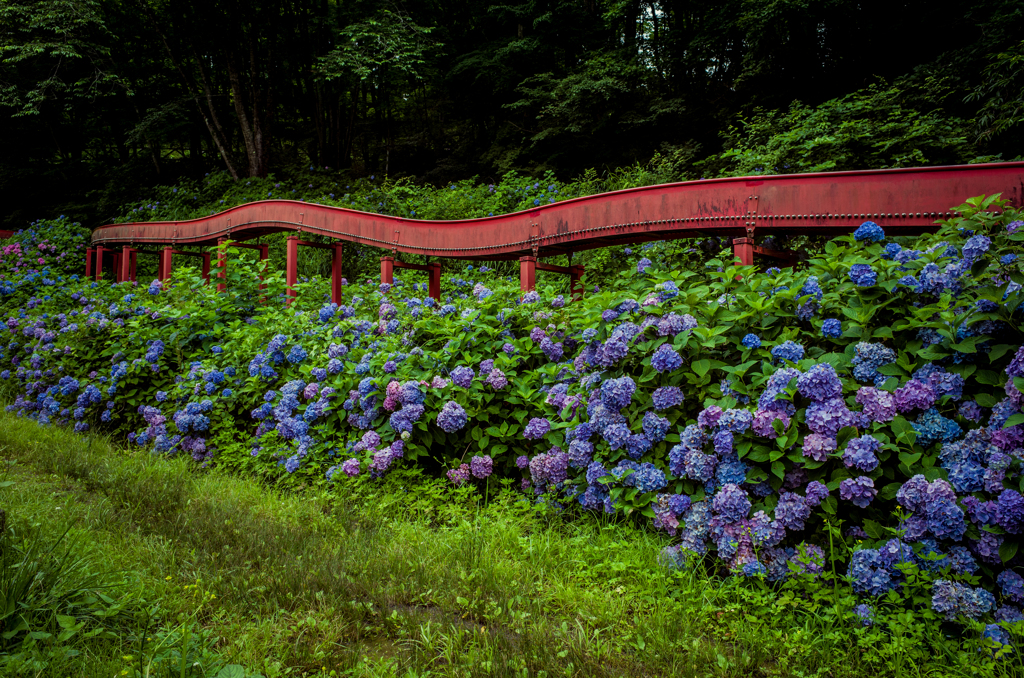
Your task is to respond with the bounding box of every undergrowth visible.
[0,411,1017,677]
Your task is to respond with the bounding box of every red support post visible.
[129,249,137,282]
[519,255,536,292]
[94,246,105,281]
[159,247,173,281]
[85,248,93,278]
[733,237,754,266]
[380,256,394,286]
[331,243,344,305]
[112,252,122,282]
[286,236,299,300]
[428,262,442,301]
[216,237,227,292]
[119,246,133,283]
[200,253,211,281]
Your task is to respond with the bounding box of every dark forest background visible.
[2,0,1023,231]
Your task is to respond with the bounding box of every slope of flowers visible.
[2,195,1024,651]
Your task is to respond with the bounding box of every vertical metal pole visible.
[160,247,173,281]
[216,237,227,292]
[380,256,394,286]
[119,246,132,283]
[286,236,299,300]
[85,248,93,278]
[428,262,442,301]
[94,246,105,281]
[519,255,536,292]
[331,243,344,305]
[733,237,754,266]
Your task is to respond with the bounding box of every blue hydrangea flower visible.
[849,264,877,286]
[853,221,885,242]
[821,318,841,338]
[642,412,670,442]
[712,484,751,523]
[842,435,882,472]
[741,333,761,349]
[652,386,684,410]
[931,580,996,621]
[632,463,667,493]
[600,376,636,410]
[771,341,805,364]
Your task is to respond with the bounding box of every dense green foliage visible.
[3,0,1024,230]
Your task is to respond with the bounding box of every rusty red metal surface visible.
[91,163,1024,261]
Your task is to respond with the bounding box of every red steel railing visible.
[87,162,1024,301]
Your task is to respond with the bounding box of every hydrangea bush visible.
[2,194,1024,651]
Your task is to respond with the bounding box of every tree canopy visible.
[1,0,1023,229]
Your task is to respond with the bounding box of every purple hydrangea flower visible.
[962,234,991,262]
[856,386,897,423]
[341,458,361,477]
[567,439,594,467]
[651,385,684,411]
[998,570,1024,604]
[849,264,877,286]
[802,433,836,462]
[486,368,508,389]
[651,344,683,372]
[540,337,564,361]
[437,401,468,432]
[958,400,983,422]
[470,455,493,479]
[642,411,670,442]
[805,397,854,437]
[840,476,877,508]
[996,489,1024,534]
[447,463,471,485]
[842,435,882,472]
[529,448,569,485]
[775,492,811,530]
[712,484,751,523]
[752,409,790,438]
[805,481,829,507]
[450,366,474,388]
[523,417,551,439]
[741,334,761,349]
[698,406,723,430]
[894,379,936,412]
[600,376,636,410]
[797,363,843,402]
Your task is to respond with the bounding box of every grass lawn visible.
[0,412,1013,677]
